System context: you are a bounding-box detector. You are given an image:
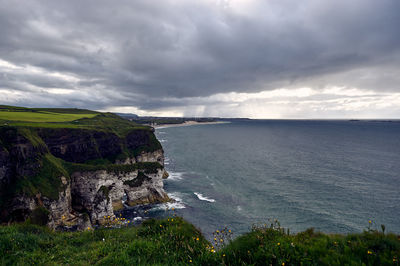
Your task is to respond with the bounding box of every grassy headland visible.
[0,105,162,213]
[0,105,149,136]
[0,218,399,265]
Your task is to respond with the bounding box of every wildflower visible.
[102,238,105,242]
[211,249,215,253]
[171,219,174,222]
[220,239,223,242]
[290,242,295,247]
[189,260,192,263]
[216,230,219,233]
[367,250,373,255]
[172,208,175,211]
[160,224,163,228]
[228,229,231,233]
[282,263,285,266]
[196,237,199,241]
[277,242,280,246]
[223,254,226,257]
[214,238,217,241]
[369,220,372,224]
[87,227,91,230]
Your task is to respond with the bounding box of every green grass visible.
[0,106,150,138]
[0,111,97,122]
[0,218,399,265]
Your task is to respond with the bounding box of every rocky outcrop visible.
[71,167,169,225]
[0,126,169,230]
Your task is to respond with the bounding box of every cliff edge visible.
[0,106,169,229]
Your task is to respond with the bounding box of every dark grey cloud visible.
[0,0,399,117]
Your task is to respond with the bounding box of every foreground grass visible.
[1,218,399,265]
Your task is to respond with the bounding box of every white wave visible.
[194,192,216,203]
[157,131,166,134]
[168,172,184,181]
[159,139,167,143]
[237,205,242,212]
[168,192,183,202]
[152,192,186,210]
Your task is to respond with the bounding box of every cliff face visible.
[0,126,169,229]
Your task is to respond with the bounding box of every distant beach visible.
[154,120,229,129]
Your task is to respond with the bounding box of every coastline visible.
[154,120,230,129]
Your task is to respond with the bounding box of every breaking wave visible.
[194,192,216,203]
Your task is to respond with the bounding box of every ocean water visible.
[141,120,400,238]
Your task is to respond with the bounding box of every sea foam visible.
[168,172,184,181]
[194,192,216,203]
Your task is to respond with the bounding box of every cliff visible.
[0,107,169,229]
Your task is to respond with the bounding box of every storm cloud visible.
[0,0,400,118]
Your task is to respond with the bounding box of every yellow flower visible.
[228,229,231,233]
[220,239,223,242]
[171,219,174,222]
[216,230,219,233]
[369,220,372,224]
[160,224,163,228]
[277,242,280,246]
[211,249,215,253]
[223,254,226,257]
[189,260,192,263]
[282,263,285,266]
[87,227,91,230]
[196,237,199,241]
[368,250,373,255]
[214,238,217,241]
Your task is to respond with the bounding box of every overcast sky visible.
[1,0,400,118]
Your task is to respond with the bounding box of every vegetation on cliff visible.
[0,105,164,223]
[0,217,399,265]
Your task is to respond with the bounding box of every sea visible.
[123,120,400,238]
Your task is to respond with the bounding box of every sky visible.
[0,0,400,119]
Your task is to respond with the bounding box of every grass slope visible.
[0,111,97,122]
[0,105,149,137]
[0,218,399,265]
